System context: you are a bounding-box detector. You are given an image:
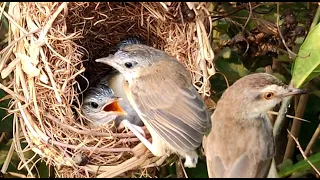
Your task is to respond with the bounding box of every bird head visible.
[81,84,127,126]
[95,44,173,82]
[220,73,308,119]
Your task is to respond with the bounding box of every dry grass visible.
[0,2,214,178]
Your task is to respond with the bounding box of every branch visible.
[284,85,310,159]
[273,83,294,139]
[305,123,320,156]
[276,2,296,60]
[287,130,320,176]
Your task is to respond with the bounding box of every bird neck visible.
[108,73,128,101]
[236,111,273,133]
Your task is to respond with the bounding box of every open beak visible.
[280,87,309,97]
[101,97,127,116]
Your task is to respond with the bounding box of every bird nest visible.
[0,2,214,178]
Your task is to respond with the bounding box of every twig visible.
[45,113,148,138]
[242,2,252,54]
[6,172,27,178]
[0,83,26,102]
[305,123,320,156]
[0,140,15,174]
[180,158,188,178]
[0,132,5,143]
[47,138,132,153]
[287,130,320,176]
[276,2,296,60]
[176,158,187,178]
[268,110,310,123]
[273,85,293,139]
[242,2,252,32]
[284,85,310,159]
[176,159,184,178]
[273,2,320,141]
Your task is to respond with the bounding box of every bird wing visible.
[206,153,272,178]
[124,71,211,152]
[204,116,274,178]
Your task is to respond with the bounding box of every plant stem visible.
[274,2,320,163]
[273,86,293,139]
[284,85,310,159]
[305,123,320,156]
[310,4,320,30]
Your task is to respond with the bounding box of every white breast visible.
[107,73,128,100]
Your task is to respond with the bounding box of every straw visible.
[1,2,214,178]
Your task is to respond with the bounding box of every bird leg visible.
[121,119,155,153]
[121,119,166,162]
[118,120,146,137]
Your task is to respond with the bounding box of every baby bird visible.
[82,37,144,128]
[96,43,211,168]
[81,84,126,127]
[81,83,145,136]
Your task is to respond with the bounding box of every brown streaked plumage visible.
[96,43,211,168]
[203,73,308,178]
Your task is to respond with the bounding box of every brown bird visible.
[96,44,211,168]
[81,38,144,130]
[203,73,308,178]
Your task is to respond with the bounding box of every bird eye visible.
[263,92,275,100]
[90,102,99,108]
[124,62,133,68]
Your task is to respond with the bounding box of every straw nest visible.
[0,2,214,178]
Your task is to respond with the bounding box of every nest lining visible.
[0,2,214,178]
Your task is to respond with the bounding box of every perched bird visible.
[96,44,211,168]
[98,37,144,127]
[203,73,308,178]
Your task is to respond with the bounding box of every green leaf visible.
[38,161,51,178]
[292,23,320,88]
[215,47,250,83]
[278,152,320,178]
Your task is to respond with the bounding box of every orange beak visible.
[101,97,127,116]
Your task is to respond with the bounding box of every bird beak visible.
[101,97,127,116]
[279,87,309,97]
[96,56,125,72]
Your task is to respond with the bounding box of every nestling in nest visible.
[0,2,214,178]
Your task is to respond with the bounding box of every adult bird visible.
[203,73,308,178]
